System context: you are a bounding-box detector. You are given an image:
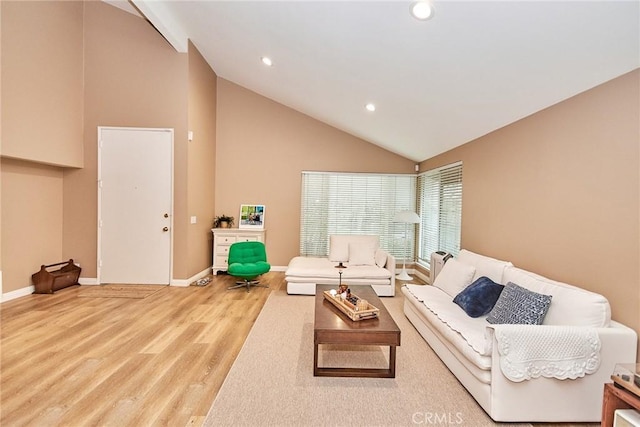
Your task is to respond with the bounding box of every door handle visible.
[163,227,169,232]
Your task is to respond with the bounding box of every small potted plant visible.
[213,214,234,228]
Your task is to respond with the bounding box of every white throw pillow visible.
[374,249,387,268]
[349,242,376,266]
[433,258,477,298]
[502,266,611,327]
[457,249,512,284]
[329,235,379,263]
[328,235,350,262]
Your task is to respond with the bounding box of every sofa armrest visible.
[485,321,637,422]
[487,321,637,421]
[489,322,637,372]
[591,320,638,369]
[489,321,637,364]
[488,322,637,382]
[385,252,396,289]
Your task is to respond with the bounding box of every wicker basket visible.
[32,259,81,294]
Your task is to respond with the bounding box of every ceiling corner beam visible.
[132,0,189,53]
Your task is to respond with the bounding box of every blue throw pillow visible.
[486,282,552,325]
[453,276,505,318]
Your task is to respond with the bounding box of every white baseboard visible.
[1,277,96,302]
[211,265,287,276]
[1,266,288,302]
[82,269,213,287]
[171,267,212,287]
[2,285,35,303]
[412,268,429,284]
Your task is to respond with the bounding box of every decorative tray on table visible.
[322,290,380,321]
[611,363,640,398]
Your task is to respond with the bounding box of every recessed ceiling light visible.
[365,103,376,112]
[411,1,434,21]
[261,56,273,67]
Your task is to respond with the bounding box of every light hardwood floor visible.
[2,276,593,427]
[0,272,286,426]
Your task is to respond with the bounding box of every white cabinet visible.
[615,409,640,427]
[211,228,266,273]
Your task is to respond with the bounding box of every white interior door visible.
[98,127,173,284]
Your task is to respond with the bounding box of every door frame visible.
[96,126,174,285]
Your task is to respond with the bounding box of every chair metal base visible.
[227,279,269,292]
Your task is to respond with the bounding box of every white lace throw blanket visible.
[489,324,601,382]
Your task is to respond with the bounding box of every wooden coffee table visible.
[314,284,401,378]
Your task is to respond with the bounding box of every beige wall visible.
[1,1,219,291]
[1,1,83,168]
[0,0,3,276]
[2,0,407,290]
[215,79,416,266]
[4,0,635,337]
[1,159,63,291]
[62,1,190,280]
[1,1,83,293]
[420,70,640,340]
[187,41,217,275]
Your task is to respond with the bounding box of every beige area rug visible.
[204,289,536,427]
[77,284,164,299]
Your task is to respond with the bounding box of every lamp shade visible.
[393,210,420,223]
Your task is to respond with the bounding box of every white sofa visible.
[286,235,396,296]
[402,249,637,422]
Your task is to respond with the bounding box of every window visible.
[300,171,417,259]
[417,162,463,268]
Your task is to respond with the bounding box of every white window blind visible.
[300,171,417,259]
[418,162,463,268]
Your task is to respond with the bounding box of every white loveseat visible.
[286,235,396,296]
[402,249,637,422]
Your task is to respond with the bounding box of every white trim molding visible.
[2,285,35,303]
[1,266,289,301]
[171,267,212,287]
[412,268,429,284]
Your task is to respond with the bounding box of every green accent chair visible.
[227,241,271,292]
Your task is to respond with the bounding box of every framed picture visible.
[239,204,265,229]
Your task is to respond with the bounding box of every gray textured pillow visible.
[486,282,552,325]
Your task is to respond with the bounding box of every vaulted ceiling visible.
[114,1,639,162]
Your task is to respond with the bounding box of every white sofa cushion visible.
[404,284,493,363]
[457,249,512,283]
[286,256,390,280]
[374,248,387,268]
[433,258,476,297]
[503,266,611,328]
[328,235,379,263]
[348,241,376,265]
